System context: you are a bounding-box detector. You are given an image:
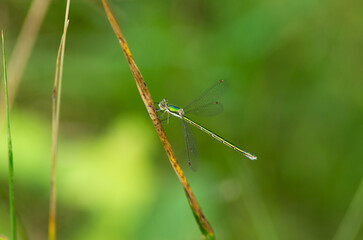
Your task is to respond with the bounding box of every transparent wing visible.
[184,79,229,116]
[185,101,224,116]
[182,118,199,171]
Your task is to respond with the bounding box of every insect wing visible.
[184,79,228,116]
[182,118,199,171]
[185,101,224,116]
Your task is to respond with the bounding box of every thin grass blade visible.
[0,0,51,124]
[48,1,71,240]
[2,30,16,240]
[333,177,363,240]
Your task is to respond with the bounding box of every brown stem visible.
[101,0,214,238]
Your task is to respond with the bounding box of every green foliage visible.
[2,31,16,240]
[0,0,363,239]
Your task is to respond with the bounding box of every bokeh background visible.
[0,0,363,239]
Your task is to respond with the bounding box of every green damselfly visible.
[158,80,257,170]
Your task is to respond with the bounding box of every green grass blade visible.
[2,30,16,240]
[333,178,363,240]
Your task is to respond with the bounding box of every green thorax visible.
[168,104,182,114]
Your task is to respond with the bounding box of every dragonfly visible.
[158,79,257,170]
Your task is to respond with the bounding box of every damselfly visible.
[158,80,257,170]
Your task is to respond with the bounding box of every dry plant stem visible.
[101,0,214,238]
[0,0,51,123]
[49,0,71,239]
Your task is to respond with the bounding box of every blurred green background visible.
[0,0,363,239]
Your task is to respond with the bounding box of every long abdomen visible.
[182,115,257,160]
